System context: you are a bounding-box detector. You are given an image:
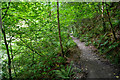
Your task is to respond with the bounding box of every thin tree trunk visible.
[48,1,51,17]
[10,38,17,77]
[102,2,106,32]
[72,26,74,34]
[57,0,64,56]
[0,1,12,79]
[105,3,117,41]
[0,15,12,80]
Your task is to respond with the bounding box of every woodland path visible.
[70,36,119,78]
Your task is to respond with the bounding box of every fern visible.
[53,62,74,79]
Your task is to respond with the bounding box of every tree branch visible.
[20,37,43,57]
[0,8,6,10]
[2,0,11,19]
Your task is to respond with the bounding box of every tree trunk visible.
[10,38,17,77]
[0,15,12,80]
[48,1,51,17]
[57,0,64,56]
[102,2,106,32]
[105,3,117,41]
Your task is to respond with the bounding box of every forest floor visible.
[69,36,119,79]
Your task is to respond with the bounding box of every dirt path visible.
[70,36,119,78]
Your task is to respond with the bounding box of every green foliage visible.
[53,62,75,79]
[85,42,91,46]
[67,2,120,64]
[1,2,120,79]
[1,2,76,79]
